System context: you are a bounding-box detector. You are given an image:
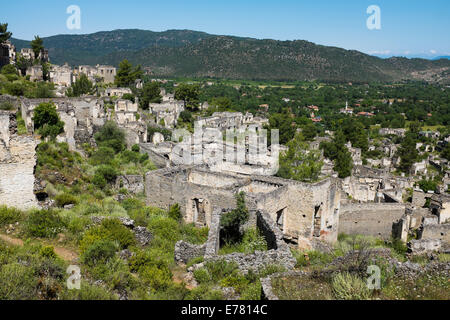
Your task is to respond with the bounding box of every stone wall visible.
[420,223,450,242]
[339,203,406,239]
[115,175,144,194]
[174,241,206,264]
[0,112,39,209]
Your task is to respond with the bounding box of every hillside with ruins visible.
[0,20,450,302]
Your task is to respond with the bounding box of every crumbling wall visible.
[420,223,450,242]
[0,112,39,209]
[339,203,406,239]
[174,241,206,264]
[115,175,144,194]
[145,167,238,227]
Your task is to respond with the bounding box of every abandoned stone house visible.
[26,65,43,82]
[196,112,268,132]
[145,165,342,248]
[379,128,406,137]
[20,48,49,64]
[0,110,39,210]
[76,65,116,84]
[0,41,16,68]
[103,87,132,98]
[20,97,107,151]
[111,99,147,146]
[342,165,414,203]
[148,101,185,128]
[49,64,74,87]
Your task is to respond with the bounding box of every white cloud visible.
[430,49,437,54]
[369,50,391,55]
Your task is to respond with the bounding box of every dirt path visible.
[0,234,24,246]
[0,233,78,262]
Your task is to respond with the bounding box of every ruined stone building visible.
[111,99,147,147]
[103,87,132,98]
[146,166,342,248]
[0,41,16,68]
[342,165,414,203]
[20,97,107,151]
[148,100,185,128]
[76,65,116,84]
[20,48,49,63]
[49,64,74,87]
[0,110,39,210]
[26,65,43,82]
[196,112,268,132]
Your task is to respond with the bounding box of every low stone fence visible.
[173,209,297,272]
[174,241,206,264]
[115,175,144,194]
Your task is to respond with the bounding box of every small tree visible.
[115,59,143,88]
[0,23,12,43]
[66,74,94,97]
[220,192,249,244]
[397,134,419,174]
[334,148,353,178]
[277,133,323,182]
[32,102,64,139]
[30,36,44,60]
[139,81,161,109]
[174,83,200,111]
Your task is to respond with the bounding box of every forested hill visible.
[11,29,450,83]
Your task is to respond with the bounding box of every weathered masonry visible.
[146,165,342,247]
[0,111,39,210]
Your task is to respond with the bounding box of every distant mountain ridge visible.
[11,29,450,83]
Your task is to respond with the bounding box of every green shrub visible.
[131,144,140,152]
[240,281,261,300]
[0,205,24,226]
[39,245,57,259]
[186,284,223,300]
[60,283,117,300]
[194,267,212,284]
[25,209,66,238]
[168,203,182,221]
[82,240,119,267]
[90,146,115,165]
[332,272,371,300]
[0,101,14,110]
[95,165,118,184]
[94,121,126,154]
[292,249,334,268]
[140,264,173,291]
[0,263,38,299]
[79,218,135,253]
[54,193,78,208]
[92,173,107,189]
[32,102,64,139]
[220,192,249,244]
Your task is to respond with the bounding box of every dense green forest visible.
[11,29,450,83]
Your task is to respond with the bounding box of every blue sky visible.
[1,0,449,57]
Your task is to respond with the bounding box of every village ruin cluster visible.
[1,29,449,301]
